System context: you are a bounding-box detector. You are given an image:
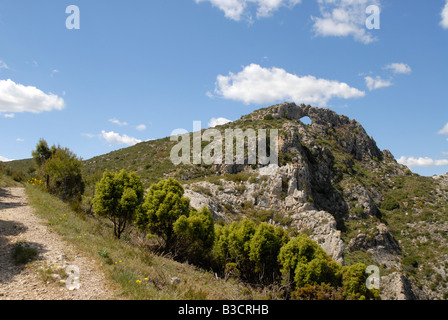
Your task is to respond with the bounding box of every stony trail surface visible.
[0,187,117,300]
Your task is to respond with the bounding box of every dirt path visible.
[0,187,118,300]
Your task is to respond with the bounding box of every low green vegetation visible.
[25,184,260,300]
[24,168,379,300]
[0,161,25,187]
[12,242,39,265]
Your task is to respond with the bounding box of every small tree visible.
[44,148,85,202]
[136,178,190,251]
[211,218,257,279]
[32,139,53,168]
[32,139,55,187]
[93,169,144,239]
[249,222,289,282]
[173,206,215,264]
[278,234,341,289]
[341,263,379,300]
[227,218,257,276]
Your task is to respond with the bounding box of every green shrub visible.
[212,218,256,279]
[279,235,340,289]
[249,222,289,281]
[341,263,379,300]
[293,283,344,300]
[381,196,400,211]
[136,178,190,251]
[93,169,144,239]
[173,206,215,264]
[12,243,38,265]
[43,148,85,202]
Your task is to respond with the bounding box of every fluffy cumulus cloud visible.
[0,79,65,115]
[312,0,380,44]
[100,131,142,146]
[212,64,365,106]
[397,156,448,168]
[194,0,301,21]
[208,117,232,128]
[385,63,412,75]
[364,76,392,91]
[442,0,448,29]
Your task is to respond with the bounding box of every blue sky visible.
[0,0,447,176]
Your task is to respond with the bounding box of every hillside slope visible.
[85,103,448,300]
[6,102,448,300]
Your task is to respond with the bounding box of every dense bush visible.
[278,235,341,288]
[213,218,289,283]
[381,195,400,211]
[44,148,85,202]
[93,169,144,239]
[293,283,344,300]
[341,263,379,300]
[173,206,215,265]
[31,139,84,204]
[136,178,191,251]
[249,222,289,281]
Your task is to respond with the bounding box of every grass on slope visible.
[25,185,263,300]
[0,173,22,188]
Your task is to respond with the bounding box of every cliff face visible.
[182,103,448,300]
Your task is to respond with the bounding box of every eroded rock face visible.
[184,102,408,280]
[348,223,401,269]
[381,272,417,300]
[348,224,401,254]
[290,210,345,264]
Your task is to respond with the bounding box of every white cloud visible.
[385,63,412,75]
[100,130,142,146]
[108,118,128,126]
[441,0,448,29]
[312,0,380,44]
[0,60,9,71]
[136,124,147,131]
[0,155,14,162]
[50,69,59,78]
[16,138,24,142]
[397,156,448,167]
[3,113,15,118]
[365,76,392,91]
[438,123,448,135]
[194,0,301,21]
[0,79,65,114]
[212,64,365,106]
[82,133,96,139]
[208,117,232,128]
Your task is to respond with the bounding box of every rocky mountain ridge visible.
[181,103,448,300]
